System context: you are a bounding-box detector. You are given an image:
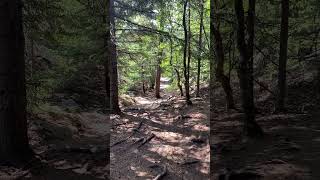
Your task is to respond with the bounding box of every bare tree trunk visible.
[105,58,110,113]
[155,62,161,98]
[141,66,146,94]
[169,37,184,97]
[108,0,121,114]
[183,0,192,105]
[276,0,289,112]
[0,0,33,163]
[209,0,215,176]
[196,0,204,97]
[103,12,111,114]
[175,68,184,96]
[210,0,235,109]
[155,37,162,99]
[247,0,256,112]
[234,0,263,137]
[30,39,34,78]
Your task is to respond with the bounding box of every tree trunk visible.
[103,13,111,114]
[209,0,215,175]
[247,0,256,112]
[155,36,162,98]
[105,58,110,113]
[30,39,34,78]
[183,0,192,105]
[276,0,289,112]
[141,66,146,94]
[108,0,121,114]
[210,0,235,109]
[196,0,204,97]
[0,0,33,163]
[169,37,183,97]
[155,61,161,98]
[234,0,263,137]
[175,68,184,96]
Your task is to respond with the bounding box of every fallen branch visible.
[138,133,155,148]
[153,165,167,180]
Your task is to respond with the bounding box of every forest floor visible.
[110,78,210,179]
[211,74,320,180]
[0,103,109,179]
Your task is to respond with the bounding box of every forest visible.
[0,0,319,179]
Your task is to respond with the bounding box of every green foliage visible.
[24,0,319,109]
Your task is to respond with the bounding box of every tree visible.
[196,0,204,97]
[155,0,165,99]
[276,0,289,112]
[234,0,263,137]
[107,0,121,114]
[210,0,235,109]
[0,0,33,163]
[183,0,192,105]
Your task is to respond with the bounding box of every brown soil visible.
[111,93,210,180]
[211,76,320,180]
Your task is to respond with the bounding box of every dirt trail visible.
[111,92,210,179]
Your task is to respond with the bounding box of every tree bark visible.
[276,0,289,112]
[234,0,263,137]
[169,37,184,97]
[0,0,33,163]
[155,36,163,99]
[247,0,256,112]
[183,0,192,105]
[210,0,235,109]
[196,0,204,97]
[107,0,121,114]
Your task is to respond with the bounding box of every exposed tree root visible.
[152,165,167,180]
[181,160,199,165]
[138,133,155,148]
[111,121,144,147]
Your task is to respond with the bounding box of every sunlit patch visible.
[130,165,153,178]
[193,124,209,131]
[135,97,153,105]
[153,131,190,143]
[189,112,207,119]
[149,145,185,163]
[142,154,157,163]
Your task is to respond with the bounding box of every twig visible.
[138,133,155,148]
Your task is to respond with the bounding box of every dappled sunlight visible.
[189,112,207,119]
[112,87,209,179]
[149,145,185,163]
[135,96,154,105]
[130,166,153,179]
[152,131,190,144]
[193,124,209,131]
